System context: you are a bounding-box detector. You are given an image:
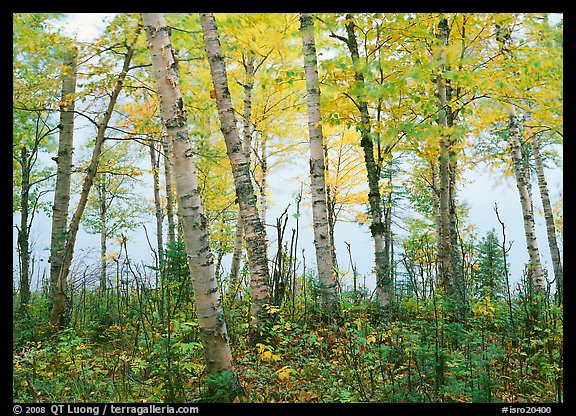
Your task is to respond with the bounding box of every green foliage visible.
[472,229,508,299]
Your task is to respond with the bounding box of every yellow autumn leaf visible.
[366,334,377,345]
[275,366,292,381]
[261,350,281,361]
[105,250,119,262]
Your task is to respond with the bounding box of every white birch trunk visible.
[49,48,77,307]
[300,13,339,314]
[200,12,272,343]
[508,112,544,292]
[142,13,240,400]
[528,133,563,298]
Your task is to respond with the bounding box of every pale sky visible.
[60,13,115,42]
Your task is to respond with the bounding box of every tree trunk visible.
[161,131,177,246]
[97,181,107,292]
[253,132,269,231]
[383,166,393,302]
[528,133,563,299]
[18,146,31,310]
[50,28,139,329]
[150,141,164,266]
[324,139,339,273]
[229,211,244,295]
[435,17,467,320]
[445,63,466,320]
[508,112,544,292]
[142,13,241,401]
[340,14,391,308]
[259,137,268,231]
[49,48,77,310]
[429,160,442,281]
[437,101,453,300]
[229,56,255,290]
[300,13,339,315]
[200,12,272,344]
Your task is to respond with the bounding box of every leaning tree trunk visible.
[508,111,544,293]
[142,13,241,401]
[49,47,77,310]
[50,29,139,329]
[528,132,563,300]
[200,12,272,344]
[300,13,339,315]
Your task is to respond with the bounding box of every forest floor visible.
[13,288,562,404]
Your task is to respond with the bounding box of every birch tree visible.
[49,47,77,308]
[507,109,544,292]
[200,12,272,343]
[520,16,563,299]
[490,14,554,295]
[300,13,339,315]
[528,132,562,299]
[142,12,241,400]
[229,54,256,294]
[79,139,146,292]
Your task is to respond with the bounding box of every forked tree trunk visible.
[142,13,241,401]
[300,13,339,315]
[200,12,272,343]
[51,32,138,328]
[508,111,544,292]
[49,48,77,309]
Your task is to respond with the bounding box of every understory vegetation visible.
[13,241,563,403]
